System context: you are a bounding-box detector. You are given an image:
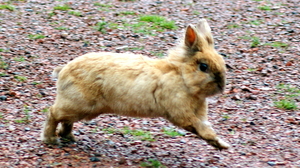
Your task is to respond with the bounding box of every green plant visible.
[14,75,27,82]
[125,21,141,28]
[274,12,284,15]
[94,21,108,33]
[0,59,9,69]
[248,20,263,25]
[241,118,247,122]
[258,6,271,11]
[140,159,165,168]
[246,68,257,72]
[28,34,46,40]
[150,51,164,58]
[68,10,82,17]
[24,106,30,121]
[14,56,25,62]
[15,106,31,123]
[163,128,185,137]
[93,3,113,8]
[48,11,56,18]
[140,15,165,23]
[193,11,200,15]
[122,127,155,141]
[264,41,288,48]
[91,127,99,133]
[55,26,69,30]
[227,23,240,29]
[0,72,8,77]
[0,4,15,11]
[121,15,177,36]
[41,108,48,113]
[108,22,119,29]
[276,84,300,93]
[54,4,71,11]
[222,114,230,120]
[250,36,260,48]
[238,36,252,40]
[274,99,297,110]
[32,81,41,85]
[0,48,4,52]
[103,127,155,141]
[102,127,117,134]
[158,20,177,29]
[126,47,144,51]
[274,84,299,110]
[139,15,177,30]
[119,11,136,15]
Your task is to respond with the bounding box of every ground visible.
[0,0,299,167]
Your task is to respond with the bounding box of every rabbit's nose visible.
[214,72,225,92]
[218,83,225,93]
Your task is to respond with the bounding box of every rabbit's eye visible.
[199,63,209,72]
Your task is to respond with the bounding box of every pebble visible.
[180,139,186,143]
[116,46,128,50]
[25,9,34,12]
[267,161,276,166]
[9,125,15,131]
[25,127,31,131]
[131,34,139,38]
[0,95,7,101]
[60,32,68,38]
[89,157,100,162]
[177,130,186,136]
[247,95,257,100]
[107,140,115,145]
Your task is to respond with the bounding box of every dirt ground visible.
[0,0,299,167]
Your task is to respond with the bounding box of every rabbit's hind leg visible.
[58,122,76,143]
[41,106,59,144]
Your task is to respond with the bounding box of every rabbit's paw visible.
[59,133,76,143]
[207,137,230,150]
[42,136,59,145]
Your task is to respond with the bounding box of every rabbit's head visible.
[168,19,226,97]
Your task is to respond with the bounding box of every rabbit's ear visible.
[196,19,214,46]
[184,19,214,52]
[184,25,199,51]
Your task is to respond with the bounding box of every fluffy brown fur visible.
[41,19,230,150]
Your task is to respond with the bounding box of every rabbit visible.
[41,19,230,150]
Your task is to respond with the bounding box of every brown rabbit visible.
[41,19,230,150]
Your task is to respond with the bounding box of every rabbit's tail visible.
[52,65,65,79]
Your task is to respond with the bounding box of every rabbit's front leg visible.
[168,111,230,149]
[196,120,230,150]
[181,118,230,150]
[191,100,230,149]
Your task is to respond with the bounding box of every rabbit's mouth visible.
[214,72,225,94]
[203,82,224,97]
[217,84,225,93]
[212,84,224,95]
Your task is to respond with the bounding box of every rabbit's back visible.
[55,52,187,120]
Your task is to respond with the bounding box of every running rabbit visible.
[41,19,230,150]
